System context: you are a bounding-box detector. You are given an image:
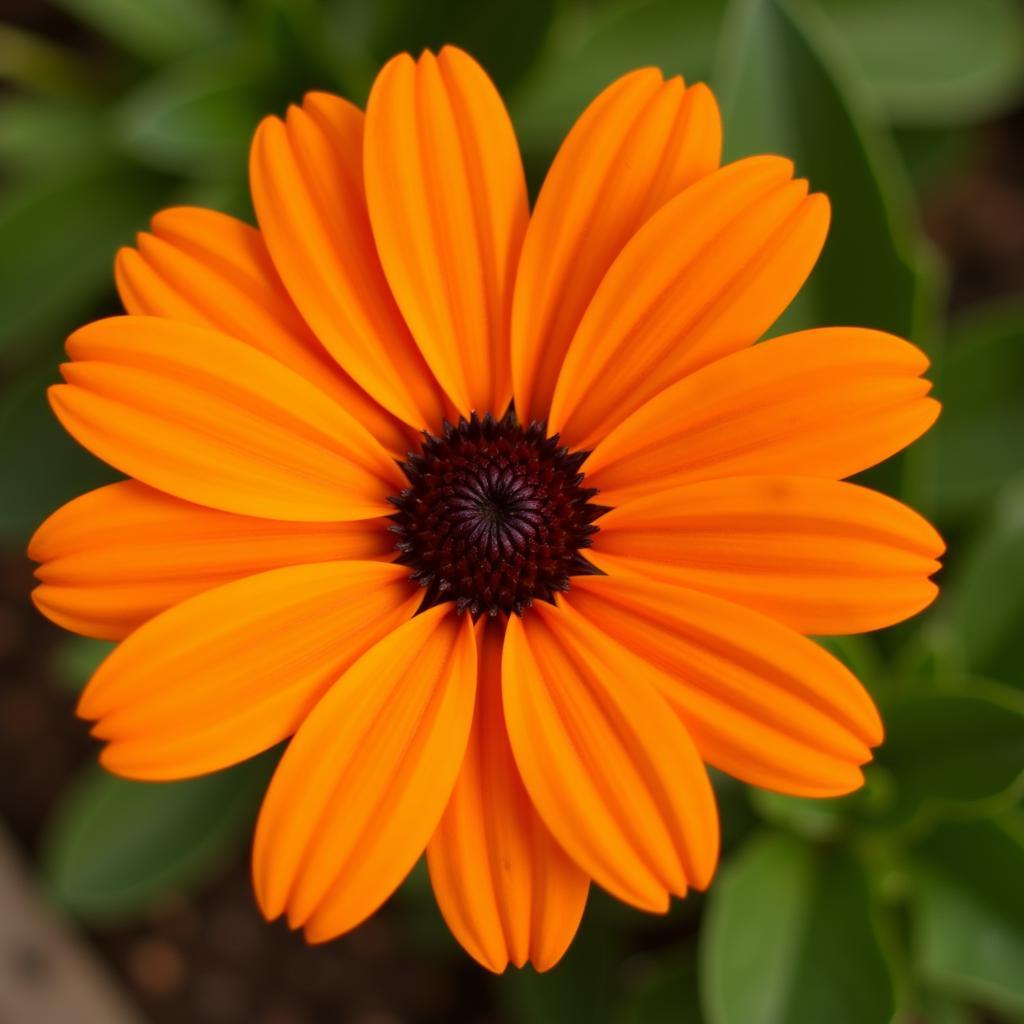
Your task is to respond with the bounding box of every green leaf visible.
[0,165,167,360]
[894,125,974,194]
[0,363,119,547]
[749,790,848,841]
[700,831,895,1024]
[334,0,558,97]
[248,0,351,99]
[51,636,116,695]
[951,477,1024,686]
[511,0,726,168]
[909,815,1024,1015]
[113,52,266,179]
[171,175,254,223]
[50,0,230,63]
[614,943,703,1024]
[815,0,1024,125]
[713,0,930,342]
[710,768,759,853]
[875,683,1024,818]
[814,634,883,693]
[0,96,104,173]
[930,301,1024,521]
[43,753,276,922]
[914,988,975,1024]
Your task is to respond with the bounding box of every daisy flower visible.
[30,46,942,972]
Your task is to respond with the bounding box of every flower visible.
[30,46,942,972]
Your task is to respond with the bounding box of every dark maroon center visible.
[388,410,608,617]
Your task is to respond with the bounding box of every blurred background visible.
[1,0,1023,1021]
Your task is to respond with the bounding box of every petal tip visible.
[254,885,286,926]
[803,190,832,234]
[437,43,467,62]
[300,918,333,945]
[75,684,104,723]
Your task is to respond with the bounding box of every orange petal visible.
[565,572,883,797]
[592,476,944,635]
[365,47,529,416]
[585,327,939,504]
[51,316,403,521]
[29,481,393,640]
[511,69,721,425]
[78,561,419,780]
[502,604,718,913]
[115,206,413,456]
[253,606,477,942]
[548,157,830,448]
[427,618,589,972]
[250,90,448,430]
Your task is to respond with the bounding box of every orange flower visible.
[30,47,942,971]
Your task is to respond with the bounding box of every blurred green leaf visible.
[113,51,265,179]
[749,790,847,841]
[931,301,1024,521]
[249,0,351,97]
[0,363,118,547]
[875,684,1024,818]
[713,0,929,342]
[0,164,167,360]
[334,0,557,98]
[710,769,759,853]
[915,989,976,1024]
[43,752,276,922]
[0,95,105,172]
[50,0,231,63]
[952,477,1024,686]
[614,944,703,1024]
[511,0,726,166]
[895,125,974,194]
[816,0,1024,125]
[909,815,1024,1016]
[815,634,883,692]
[700,831,894,1024]
[51,636,116,694]
[169,174,254,223]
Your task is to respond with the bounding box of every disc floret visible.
[388,410,608,617]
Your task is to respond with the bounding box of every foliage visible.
[2,0,1022,1020]
[42,751,277,921]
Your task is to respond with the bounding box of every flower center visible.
[388,410,608,617]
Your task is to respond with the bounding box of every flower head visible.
[30,46,942,972]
